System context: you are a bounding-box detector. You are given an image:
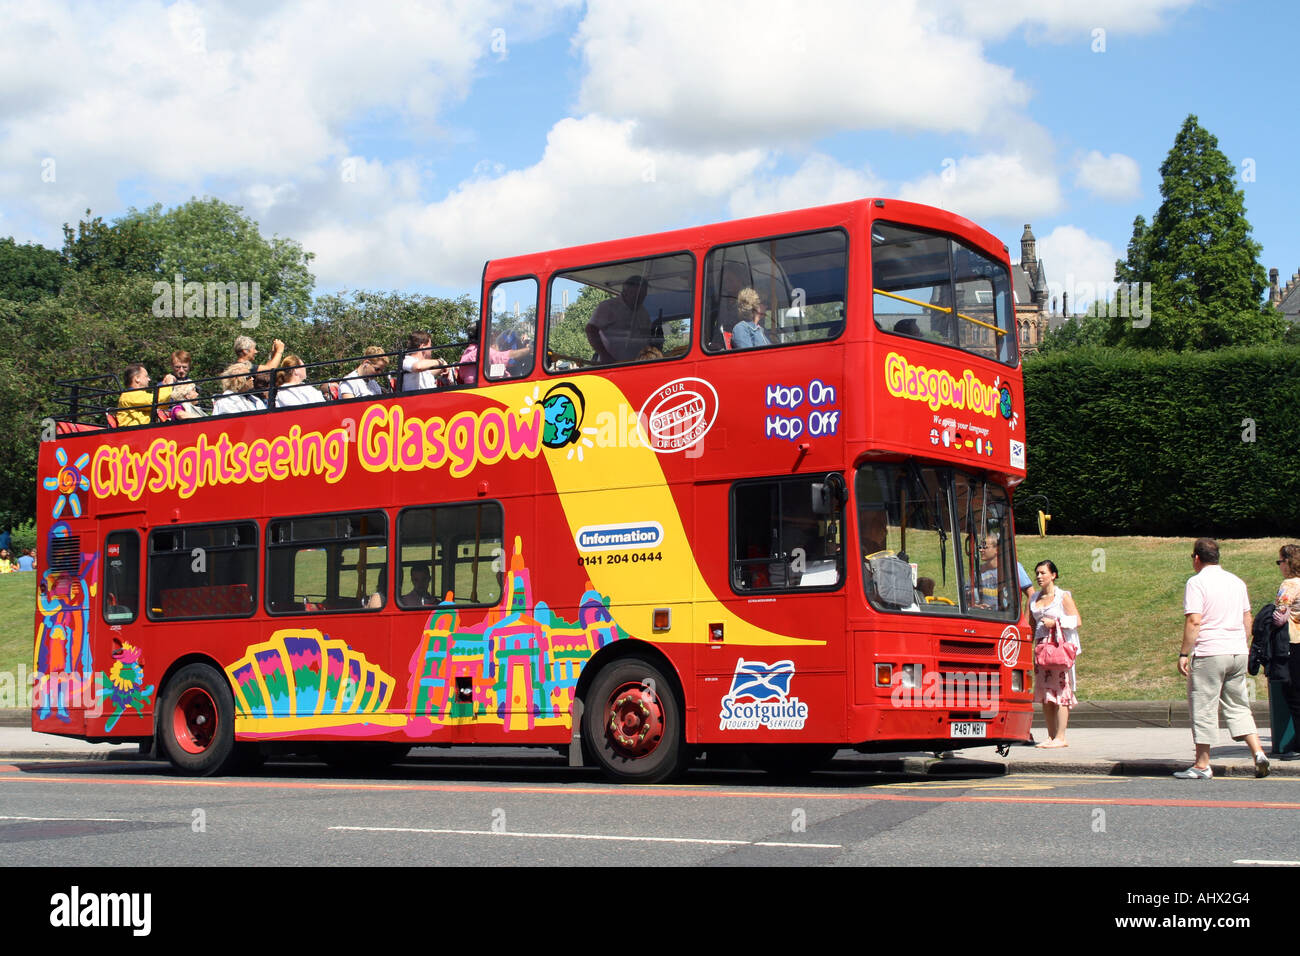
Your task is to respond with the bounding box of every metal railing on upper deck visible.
[50,333,479,434]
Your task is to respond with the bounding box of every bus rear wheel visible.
[583,656,686,784]
[157,664,238,776]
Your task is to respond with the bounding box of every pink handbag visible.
[1034,623,1077,667]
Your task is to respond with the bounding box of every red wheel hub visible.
[173,687,217,755]
[605,682,664,758]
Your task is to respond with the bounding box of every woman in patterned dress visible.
[1030,560,1081,748]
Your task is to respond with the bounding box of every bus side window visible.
[103,531,140,624]
[486,278,537,381]
[398,502,503,608]
[731,476,843,592]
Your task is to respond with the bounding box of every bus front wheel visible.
[157,664,238,776]
[583,656,686,784]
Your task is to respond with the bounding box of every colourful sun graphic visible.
[43,447,91,519]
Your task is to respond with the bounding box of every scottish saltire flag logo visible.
[719,658,809,731]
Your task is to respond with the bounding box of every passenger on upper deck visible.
[117,364,175,427]
[586,275,652,364]
[212,362,265,416]
[457,321,533,384]
[275,354,325,407]
[234,335,284,375]
[732,288,772,349]
[235,334,286,396]
[339,347,389,400]
[401,331,451,391]
[710,262,749,349]
[167,350,205,419]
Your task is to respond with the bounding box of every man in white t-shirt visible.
[1176,537,1270,778]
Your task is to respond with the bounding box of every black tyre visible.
[582,656,686,784]
[318,742,411,773]
[746,744,839,776]
[156,663,238,776]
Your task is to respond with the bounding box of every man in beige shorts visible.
[1176,538,1270,778]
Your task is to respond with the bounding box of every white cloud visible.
[0,0,538,239]
[1033,225,1121,312]
[299,116,767,290]
[727,154,886,220]
[1074,150,1141,201]
[574,0,1030,147]
[897,152,1062,220]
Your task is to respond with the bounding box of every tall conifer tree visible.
[1114,114,1278,349]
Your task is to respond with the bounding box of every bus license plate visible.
[949,722,986,739]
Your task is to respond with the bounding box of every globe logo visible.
[541,383,585,448]
[998,384,1013,420]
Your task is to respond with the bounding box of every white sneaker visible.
[1255,752,1271,778]
[1173,766,1213,779]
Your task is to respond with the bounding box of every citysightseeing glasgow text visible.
[883,351,1000,417]
[91,403,545,501]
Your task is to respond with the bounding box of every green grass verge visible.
[0,572,37,706]
[0,536,1290,706]
[1017,535,1284,700]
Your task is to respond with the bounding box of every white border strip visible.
[330,825,839,849]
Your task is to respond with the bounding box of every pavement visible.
[2,703,1296,778]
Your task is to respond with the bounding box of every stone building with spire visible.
[1013,224,1053,352]
[1269,268,1300,320]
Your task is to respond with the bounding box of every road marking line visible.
[0,814,127,822]
[328,825,839,848]
[1234,859,1300,866]
[4,769,1300,811]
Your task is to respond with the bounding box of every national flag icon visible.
[725,658,796,702]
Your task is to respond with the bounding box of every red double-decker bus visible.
[33,198,1031,782]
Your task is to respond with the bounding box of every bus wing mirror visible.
[811,473,846,514]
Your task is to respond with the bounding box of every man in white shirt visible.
[1176,537,1270,778]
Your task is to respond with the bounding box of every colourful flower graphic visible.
[43,447,91,519]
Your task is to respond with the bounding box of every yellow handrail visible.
[873,288,1005,336]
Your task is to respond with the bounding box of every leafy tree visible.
[0,238,65,302]
[1112,115,1280,350]
[1113,215,1148,287]
[305,290,478,376]
[116,198,316,324]
[1037,313,1109,354]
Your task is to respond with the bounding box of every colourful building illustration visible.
[408,537,625,731]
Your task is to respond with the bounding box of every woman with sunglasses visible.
[1273,544,1300,755]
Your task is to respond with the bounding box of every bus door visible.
[33,510,144,735]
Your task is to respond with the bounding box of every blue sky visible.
[1,0,1295,312]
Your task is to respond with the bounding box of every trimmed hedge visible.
[1020,347,1300,536]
